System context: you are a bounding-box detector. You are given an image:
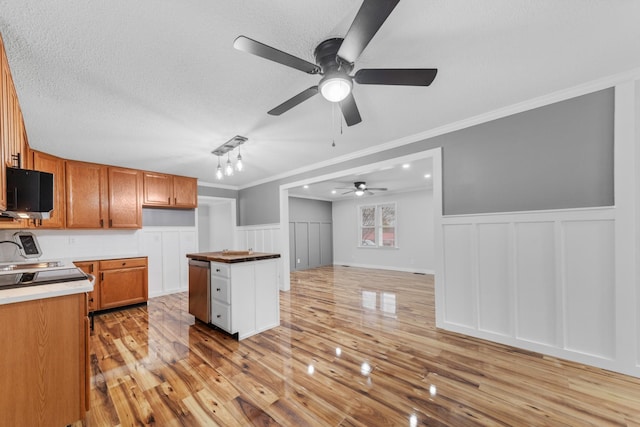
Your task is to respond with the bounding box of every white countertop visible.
[0,259,94,306]
[0,279,94,306]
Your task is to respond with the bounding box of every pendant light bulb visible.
[236,148,243,172]
[225,153,234,176]
[216,156,223,180]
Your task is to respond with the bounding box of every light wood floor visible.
[78,266,640,426]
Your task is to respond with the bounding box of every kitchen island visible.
[186,251,281,340]
[0,265,93,426]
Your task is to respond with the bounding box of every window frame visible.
[357,202,398,249]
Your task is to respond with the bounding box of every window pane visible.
[361,206,376,226]
[361,228,376,246]
[382,227,395,247]
[381,205,395,226]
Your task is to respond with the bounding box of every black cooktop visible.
[0,268,89,290]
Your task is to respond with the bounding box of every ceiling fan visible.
[338,181,387,196]
[233,0,438,126]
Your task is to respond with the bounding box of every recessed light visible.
[424,174,431,179]
[331,190,336,194]
[402,164,410,169]
[303,185,309,189]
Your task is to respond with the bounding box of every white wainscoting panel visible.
[563,220,615,358]
[515,221,558,346]
[236,224,284,289]
[442,224,475,327]
[141,227,196,298]
[477,223,511,336]
[439,207,620,373]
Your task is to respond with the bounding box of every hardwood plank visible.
[83,266,640,426]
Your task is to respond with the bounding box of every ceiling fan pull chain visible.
[332,103,337,147]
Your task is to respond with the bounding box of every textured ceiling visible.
[1,0,639,190]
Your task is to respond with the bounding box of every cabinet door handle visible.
[216,315,221,318]
[168,197,171,204]
[216,269,220,272]
[174,197,177,205]
[100,272,104,281]
[216,288,221,292]
[88,297,94,302]
[89,264,94,273]
[100,219,104,228]
[109,219,113,228]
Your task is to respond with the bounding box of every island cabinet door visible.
[254,259,279,331]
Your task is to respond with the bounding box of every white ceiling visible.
[1,1,639,192]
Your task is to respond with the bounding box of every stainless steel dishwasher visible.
[188,259,210,323]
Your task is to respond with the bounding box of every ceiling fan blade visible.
[337,0,400,64]
[339,93,362,126]
[341,190,355,195]
[367,187,387,191]
[354,68,438,86]
[234,36,321,74]
[268,86,319,116]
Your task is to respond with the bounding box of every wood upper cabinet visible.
[66,161,142,229]
[28,150,66,228]
[65,160,108,228]
[173,175,197,208]
[143,172,197,208]
[108,167,142,228]
[0,34,27,226]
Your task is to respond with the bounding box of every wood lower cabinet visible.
[0,292,89,425]
[75,257,148,312]
[74,260,99,312]
[143,171,197,208]
[98,257,148,310]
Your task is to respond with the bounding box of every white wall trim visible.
[333,262,434,275]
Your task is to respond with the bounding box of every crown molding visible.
[240,66,640,191]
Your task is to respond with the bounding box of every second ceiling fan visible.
[233,0,438,127]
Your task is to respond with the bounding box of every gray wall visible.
[288,196,333,271]
[198,185,238,199]
[289,197,333,222]
[442,89,613,214]
[142,208,195,227]
[238,88,614,224]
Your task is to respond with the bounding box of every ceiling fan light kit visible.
[233,0,437,127]
[319,72,352,103]
[339,181,387,196]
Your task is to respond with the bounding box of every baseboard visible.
[333,262,434,275]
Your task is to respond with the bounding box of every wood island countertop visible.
[186,251,281,264]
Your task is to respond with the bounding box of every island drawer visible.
[210,262,230,278]
[211,300,231,332]
[211,276,231,304]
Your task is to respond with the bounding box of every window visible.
[358,202,397,248]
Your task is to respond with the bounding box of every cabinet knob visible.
[216,314,221,318]
[122,262,126,266]
[216,269,220,272]
[216,288,221,292]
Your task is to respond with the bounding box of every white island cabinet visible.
[210,258,279,339]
